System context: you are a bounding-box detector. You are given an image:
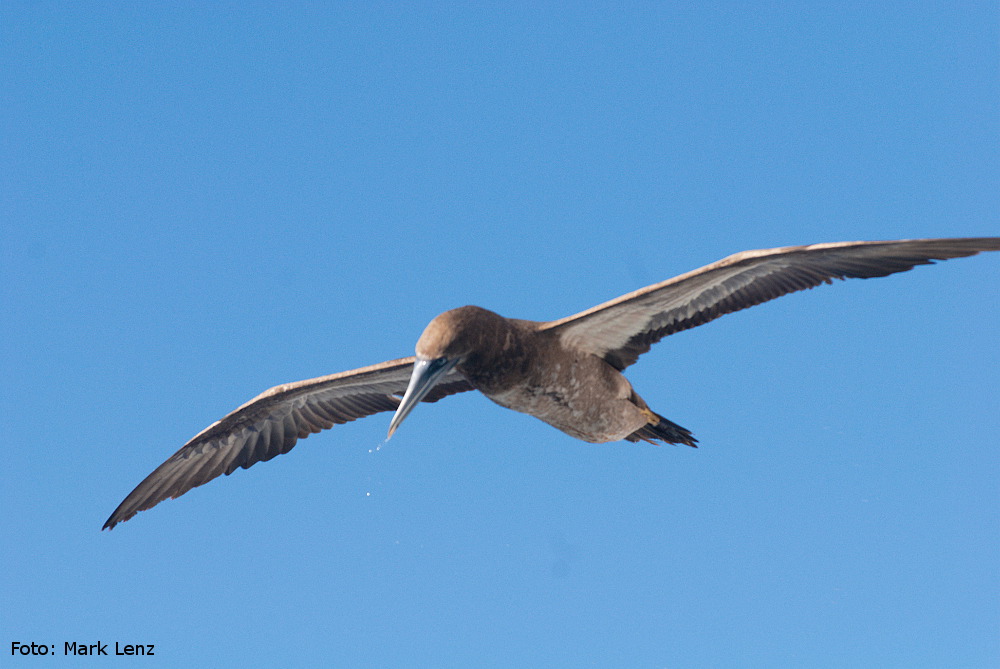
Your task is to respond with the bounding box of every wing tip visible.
[102,511,130,531]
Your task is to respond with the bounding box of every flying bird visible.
[103,237,1000,529]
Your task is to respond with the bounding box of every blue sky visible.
[3,2,998,667]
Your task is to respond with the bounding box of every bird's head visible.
[387,306,498,438]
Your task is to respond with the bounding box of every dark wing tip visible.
[102,449,216,530]
[103,510,133,530]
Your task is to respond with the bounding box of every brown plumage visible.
[104,237,1000,529]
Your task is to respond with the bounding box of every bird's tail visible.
[627,412,698,448]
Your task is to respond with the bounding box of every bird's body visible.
[432,306,672,443]
[104,237,1000,529]
[484,341,646,444]
[413,306,672,444]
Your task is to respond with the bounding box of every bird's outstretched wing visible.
[542,238,1000,370]
[103,357,472,529]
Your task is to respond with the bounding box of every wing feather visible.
[542,238,1000,370]
[103,356,472,529]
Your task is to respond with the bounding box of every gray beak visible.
[387,356,459,439]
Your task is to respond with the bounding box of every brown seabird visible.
[103,237,1000,529]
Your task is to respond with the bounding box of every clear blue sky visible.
[3,2,998,667]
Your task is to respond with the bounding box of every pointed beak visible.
[387,356,459,439]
